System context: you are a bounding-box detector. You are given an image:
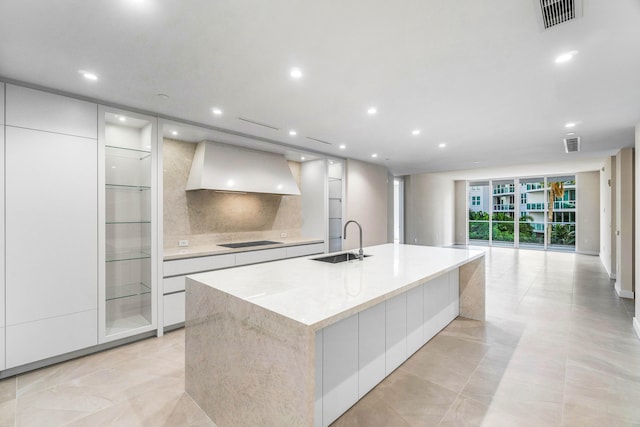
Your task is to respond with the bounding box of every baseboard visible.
[576,250,599,256]
[615,281,634,299]
[634,318,640,341]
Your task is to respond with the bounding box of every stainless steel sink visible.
[311,252,372,264]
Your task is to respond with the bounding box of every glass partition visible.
[519,177,545,248]
[547,176,576,250]
[491,180,515,246]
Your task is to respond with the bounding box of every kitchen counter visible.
[163,237,324,261]
[186,243,485,427]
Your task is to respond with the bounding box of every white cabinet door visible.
[424,273,451,343]
[5,127,98,364]
[406,284,424,355]
[322,313,358,427]
[6,84,97,138]
[163,292,185,327]
[385,293,407,375]
[0,105,4,371]
[358,302,385,398]
[235,247,287,266]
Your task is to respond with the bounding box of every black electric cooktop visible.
[218,240,282,249]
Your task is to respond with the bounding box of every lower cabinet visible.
[316,270,460,427]
[321,315,359,425]
[163,293,185,327]
[162,243,324,330]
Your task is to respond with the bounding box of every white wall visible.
[616,147,634,299]
[600,157,616,277]
[454,180,468,245]
[404,173,455,247]
[344,159,389,250]
[576,171,600,255]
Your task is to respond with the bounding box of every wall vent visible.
[564,136,581,153]
[538,0,582,29]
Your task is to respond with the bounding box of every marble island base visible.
[185,244,485,427]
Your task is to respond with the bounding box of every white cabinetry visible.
[162,243,323,330]
[358,302,385,398]
[385,293,407,374]
[322,314,359,426]
[316,270,460,426]
[99,107,158,342]
[4,85,98,368]
[0,83,4,370]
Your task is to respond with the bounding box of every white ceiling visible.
[1,0,639,176]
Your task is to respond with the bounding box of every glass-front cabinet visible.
[327,159,344,253]
[99,107,157,342]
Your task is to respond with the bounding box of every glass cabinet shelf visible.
[106,251,151,263]
[106,220,151,224]
[106,183,151,190]
[106,282,151,301]
[105,144,151,154]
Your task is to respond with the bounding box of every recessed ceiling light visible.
[555,50,578,64]
[118,116,126,122]
[438,142,446,148]
[367,107,377,115]
[412,129,421,135]
[566,132,576,136]
[371,153,378,158]
[79,70,98,81]
[565,122,576,128]
[328,160,334,164]
[290,67,303,79]
[339,144,346,150]
[171,130,178,136]
[289,130,297,136]
[212,108,223,115]
[157,93,170,99]
[300,156,306,160]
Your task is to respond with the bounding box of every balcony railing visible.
[554,200,575,209]
[524,183,545,191]
[523,202,545,210]
[493,186,515,195]
[493,204,514,211]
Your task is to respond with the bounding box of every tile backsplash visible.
[163,138,302,248]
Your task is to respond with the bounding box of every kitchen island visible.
[185,243,485,427]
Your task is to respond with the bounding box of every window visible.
[471,196,480,206]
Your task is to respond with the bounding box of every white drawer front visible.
[286,243,324,258]
[164,253,235,277]
[164,292,185,327]
[164,276,186,294]
[235,247,287,266]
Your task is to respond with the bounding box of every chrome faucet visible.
[343,220,364,260]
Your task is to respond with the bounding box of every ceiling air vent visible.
[563,136,581,153]
[237,117,279,130]
[538,0,582,29]
[305,136,333,145]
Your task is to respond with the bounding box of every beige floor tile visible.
[330,392,410,427]
[0,376,16,403]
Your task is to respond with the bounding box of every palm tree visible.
[547,182,564,245]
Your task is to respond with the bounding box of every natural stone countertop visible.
[163,237,325,261]
[187,243,484,330]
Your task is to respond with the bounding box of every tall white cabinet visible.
[4,85,98,368]
[98,107,158,343]
[0,83,5,370]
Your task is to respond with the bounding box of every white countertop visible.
[188,243,484,330]
[164,237,324,261]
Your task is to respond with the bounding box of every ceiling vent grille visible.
[237,117,279,130]
[305,136,333,145]
[538,0,582,29]
[563,136,581,153]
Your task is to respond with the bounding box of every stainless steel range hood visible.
[186,141,300,195]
